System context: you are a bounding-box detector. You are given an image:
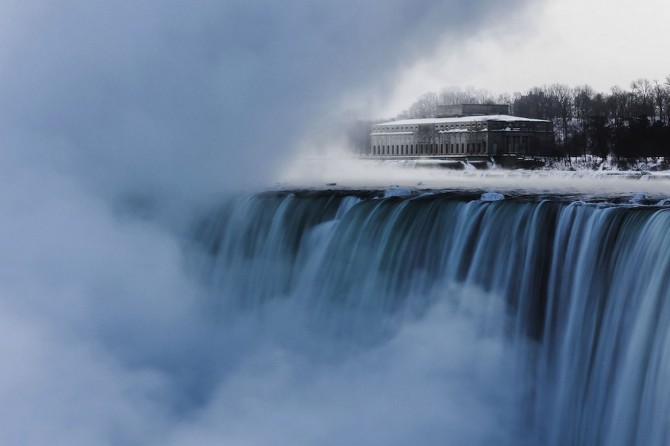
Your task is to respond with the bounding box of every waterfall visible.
[193,190,670,445]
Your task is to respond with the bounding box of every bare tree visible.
[397,92,439,119]
[573,85,594,120]
[437,86,495,106]
[630,78,655,117]
[495,92,512,106]
[438,87,471,106]
[385,76,670,160]
[546,84,574,147]
[653,79,669,124]
[609,86,630,126]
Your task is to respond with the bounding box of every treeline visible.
[398,78,670,159]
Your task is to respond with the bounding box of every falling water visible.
[191,189,670,445]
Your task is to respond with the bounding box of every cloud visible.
[163,295,523,446]
[0,1,537,445]
[0,0,529,198]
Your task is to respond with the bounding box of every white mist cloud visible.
[279,157,670,196]
[163,294,523,446]
[0,1,540,444]
[0,0,530,199]
[0,301,173,446]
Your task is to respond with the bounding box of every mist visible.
[0,1,535,445]
[280,157,670,198]
[0,0,528,199]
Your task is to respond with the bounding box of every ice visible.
[481,192,505,201]
[384,187,414,197]
[630,193,647,203]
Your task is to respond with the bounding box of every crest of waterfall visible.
[193,190,670,445]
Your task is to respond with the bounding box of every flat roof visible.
[376,115,551,126]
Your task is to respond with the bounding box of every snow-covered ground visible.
[544,155,668,172]
[277,155,670,198]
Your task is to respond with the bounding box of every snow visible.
[630,193,647,204]
[438,129,471,133]
[384,187,414,197]
[278,155,670,200]
[543,156,668,173]
[377,115,550,127]
[480,192,505,201]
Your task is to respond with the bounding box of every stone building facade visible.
[368,106,554,160]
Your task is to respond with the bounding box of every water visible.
[191,190,670,445]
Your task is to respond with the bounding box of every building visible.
[437,103,510,117]
[368,104,554,160]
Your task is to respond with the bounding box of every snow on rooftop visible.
[370,131,414,136]
[376,115,550,126]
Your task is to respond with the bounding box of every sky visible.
[381,0,670,116]
[0,0,667,444]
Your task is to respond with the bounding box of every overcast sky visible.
[379,0,670,116]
